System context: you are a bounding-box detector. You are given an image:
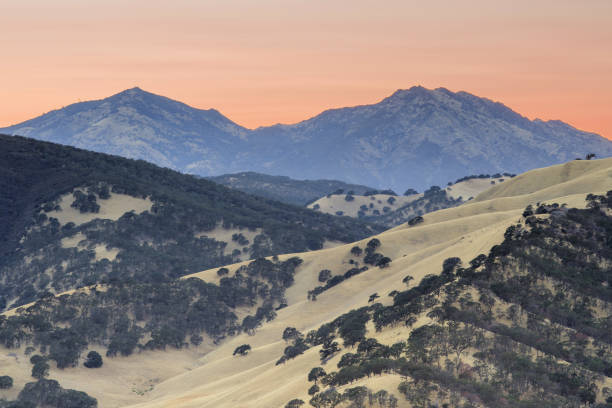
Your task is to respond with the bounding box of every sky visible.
[1,0,611,139]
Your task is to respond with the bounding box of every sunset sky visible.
[1,0,611,138]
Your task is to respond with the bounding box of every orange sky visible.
[1,0,611,138]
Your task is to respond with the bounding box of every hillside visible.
[0,158,610,407]
[309,175,512,226]
[0,134,381,309]
[309,193,422,218]
[208,172,375,206]
[3,87,611,191]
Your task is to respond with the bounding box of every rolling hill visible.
[1,156,610,407]
[0,134,381,309]
[3,87,611,191]
[208,172,376,206]
[308,175,513,226]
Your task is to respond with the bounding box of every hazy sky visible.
[1,0,611,138]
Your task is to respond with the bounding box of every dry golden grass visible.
[46,191,152,226]
[308,193,421,217]
[1,158,610,407]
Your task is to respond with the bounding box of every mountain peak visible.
[387,86,460,102]
[388,85,430,99]
[122,86,145,94]
[108,86,154,102]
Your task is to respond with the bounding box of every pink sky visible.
[1,0,611,138]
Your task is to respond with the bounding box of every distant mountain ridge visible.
[1,88,248,173]
[208,172,376,206]
[3,86,611,190]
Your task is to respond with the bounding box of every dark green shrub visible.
[233,344,251,356]
[0,375,13,389]
[83,351,103,368]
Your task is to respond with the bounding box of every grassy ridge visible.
[0,134,383,307]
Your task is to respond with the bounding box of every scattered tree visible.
[83,351,103,368]
[285,399,305,408]
[350,246,363,256]
[0,375,12,389]
[318,269,332,283]
[32,360,50,379]
[283,327,303,343]
[233,344,251,356]
[408,216,424,226]
[308,367,327,384]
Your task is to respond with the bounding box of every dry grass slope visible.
[2,158,610,408]
[125,159,610,408]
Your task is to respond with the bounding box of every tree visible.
[318,269,332,283]
[18,379,97,408]
[448,322,476,367]
[350,246,363,256]
[376,257,391,268]
[283,327,303,342]
[404,188,418,196]
[29,355,45,365]
[283,338,308,360]
[310,389,342,408]
[0,375,12,389]
[357,338,381,354]
[190,334,203,346]
[242,315,260,335]
[442,257,461,276]
[402,275,414,286]
[32,360,50,379]
[308,367,327,384]
[408,216,423,226]
[320,340,340,361]
[233,344,251,356]
[586,153,596,160]
[308,384,320,395]
[84,351,103,368]
[343,386,368,407]
[366,238,381,251]
[285,399,304,408]
[338,353,361,368]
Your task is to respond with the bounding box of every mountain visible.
[3,86,611,191]
[0,87,249,174]
[1,157,610,407]
[0,134,381,309]
[208,172,376,206]
[249,87,612,190]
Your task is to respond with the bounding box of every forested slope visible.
[0,134,382,308]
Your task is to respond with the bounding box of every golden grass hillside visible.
[1,159,610,408]
[122,159,610,408]
[307,194,422,217]
[307,176,510,219]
